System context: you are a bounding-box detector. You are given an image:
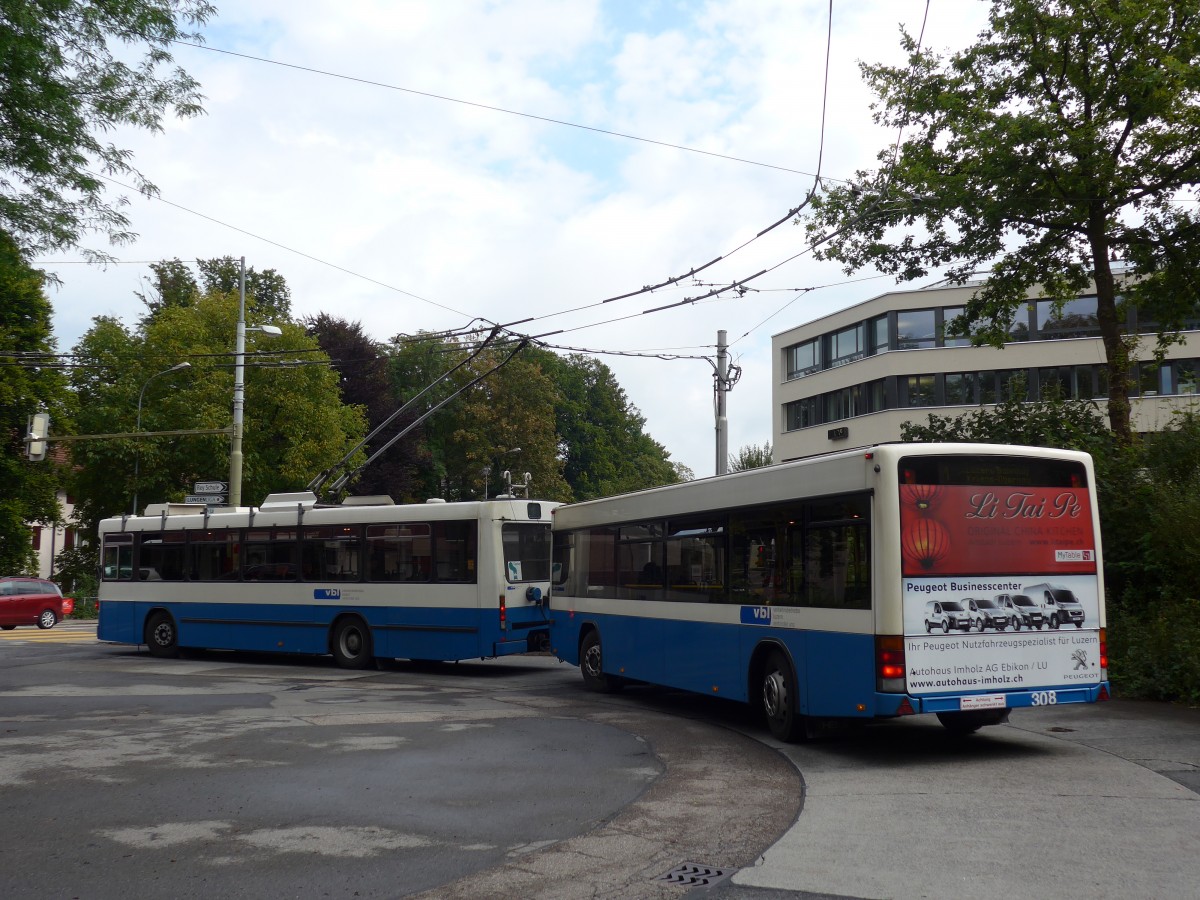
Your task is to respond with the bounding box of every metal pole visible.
[132,362,191,514]
[715,329,729,476]
[229,256,247,508]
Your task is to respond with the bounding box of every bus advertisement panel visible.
[899,482,1102,698]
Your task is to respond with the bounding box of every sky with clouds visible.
[40,0,992,480]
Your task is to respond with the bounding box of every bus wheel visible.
[331,618,375,670]
[580,630,621,693]
[762,651,805,743]
[144,611,180,659]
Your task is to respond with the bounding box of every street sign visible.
[194,481,228,494]
[185,494,226,505]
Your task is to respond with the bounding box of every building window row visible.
[781,295,1197,382]
[783,358,1200,431]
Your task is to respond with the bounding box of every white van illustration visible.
[995,592,1044,630]
[1023,582,1086,629]
[964,596,1010,631]
[924,599,973,633]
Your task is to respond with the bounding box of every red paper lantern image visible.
[901,484,940,513]
[902,517,950,570]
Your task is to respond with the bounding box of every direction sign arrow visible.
[194,481,228,494]
[185,495,226,505]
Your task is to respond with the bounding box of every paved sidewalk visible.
[719,699,1200,900]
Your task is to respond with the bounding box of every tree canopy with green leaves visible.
[383,333,687,503]
[804,0,1200,443]
[0,231,72,573]
[729,442,773,473]
[68,279,366,535]
[0,0,214,258]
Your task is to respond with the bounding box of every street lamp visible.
[228,256,281,508]
[132,362,192,514]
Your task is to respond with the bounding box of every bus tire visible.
[580,630,621,693]
[144,610,180,658]
[762,650,805,743]
[331,617,375,670]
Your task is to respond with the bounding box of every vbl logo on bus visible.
[741,606,772,626]
[314,589,341,600]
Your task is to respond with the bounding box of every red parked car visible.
[0,577,70,630]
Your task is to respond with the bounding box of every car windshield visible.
[976,598,998,609]
[942,601,965,611]
[1013,595,1035,607]
[1051,590,1077,603]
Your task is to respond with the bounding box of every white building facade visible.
[30,489,80,580]
[773,282,1200,462]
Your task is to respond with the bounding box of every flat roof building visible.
[772,281,1200,462]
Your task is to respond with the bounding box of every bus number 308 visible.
[1031,691,1058,706]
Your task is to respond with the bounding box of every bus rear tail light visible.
[1099,627,1108,671]
[876,635,906,693]
[499,595,507,630]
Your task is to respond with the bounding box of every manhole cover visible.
[1047,726,1076,733]
[657,863,733,887]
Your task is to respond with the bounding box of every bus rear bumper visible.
[873,682,1110,717]
[491,638,533,657]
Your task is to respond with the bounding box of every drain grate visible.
[657,862,733,887]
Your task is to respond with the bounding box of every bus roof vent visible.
[342,495,396,506]
[426,498,447,504]
[260,491,319,510]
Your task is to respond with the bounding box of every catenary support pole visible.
[716,329,728,476]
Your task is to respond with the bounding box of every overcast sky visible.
[41,0,992,481]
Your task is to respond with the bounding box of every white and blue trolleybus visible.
[98,492,557,668]
[549,443,1109,740]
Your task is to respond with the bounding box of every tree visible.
[386,336,686,502]
[388,334,572,502]
[899,379,1112,454]
[197,257,292,320]
[804,0,1200,443]
[729,442,773,472]
[135,258,200,322]
[68,288,366,535]
[306,314,426,501]
[0,230,72,573]
[0,1,215,258]
[536,350,687,500]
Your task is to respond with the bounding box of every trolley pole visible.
[715,329,729,476]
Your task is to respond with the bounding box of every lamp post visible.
[132,362,192,514]
[229,256,281,508]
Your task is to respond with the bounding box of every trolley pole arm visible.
[325,338,530,498]
[307,326,502,497]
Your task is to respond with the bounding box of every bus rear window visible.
[899,455,1088,488]
[503,523,551,582]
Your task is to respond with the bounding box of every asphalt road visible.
[2,623,1198,900]
[0,623,797,899]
